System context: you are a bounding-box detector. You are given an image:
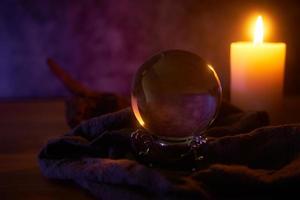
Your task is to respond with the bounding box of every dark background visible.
[0,0,299,99]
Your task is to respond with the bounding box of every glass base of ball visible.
[131,129,208,170]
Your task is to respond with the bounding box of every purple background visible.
[0,0,299,98]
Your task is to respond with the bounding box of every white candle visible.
[231,16,286,115]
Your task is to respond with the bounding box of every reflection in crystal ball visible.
[131,50,222,139]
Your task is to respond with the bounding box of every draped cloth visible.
[38,102,300,199]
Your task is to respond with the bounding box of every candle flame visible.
[253,16,264,44]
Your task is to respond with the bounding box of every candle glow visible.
[253,16,264,44]
[230,15,286,116]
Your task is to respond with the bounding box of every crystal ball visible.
[131,50,222,139]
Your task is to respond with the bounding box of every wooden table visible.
[0,97,299,199]
[0,100,93,200]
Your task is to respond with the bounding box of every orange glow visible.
[207,64,222,94]
[253,16,264,44]
[231,14,286,114]
[131,95,145,126]
[245,13,271,42]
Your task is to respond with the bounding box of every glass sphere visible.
[131,50,222,140]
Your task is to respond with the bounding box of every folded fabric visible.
[38,101,300,199]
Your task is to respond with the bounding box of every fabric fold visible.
[38,102,300,199]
